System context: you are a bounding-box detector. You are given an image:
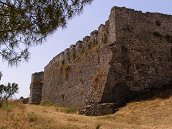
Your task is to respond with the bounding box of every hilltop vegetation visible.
[0,87,172,129]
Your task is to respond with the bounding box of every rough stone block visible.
[79,103,116,116]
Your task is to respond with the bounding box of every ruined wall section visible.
[101,7,172,104]
[41,6,172,108]
[29,72,44,104]
[42,21,112,107]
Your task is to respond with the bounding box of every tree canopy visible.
[0,82,19,102]
[0,0,93,65]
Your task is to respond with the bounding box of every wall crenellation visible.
[64,48,70,64]
[69,45,76,63]
[98,21,109,45]
[45,22,109,70]
[58,51,65,64]
[90,30,98,47]
[30,6,172,115]
[75,40,83,58]
[83,36,91,51]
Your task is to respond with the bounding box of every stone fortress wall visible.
[29,6,172,113]
[101,7,172,104]
[41,19,110,107]
[29,72,44,104]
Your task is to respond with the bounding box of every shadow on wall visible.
[114,82,172,109]
[131,82,172,103]
[101,81,172,110]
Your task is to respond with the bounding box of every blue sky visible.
[1,0,172,98]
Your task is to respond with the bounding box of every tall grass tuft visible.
[27,112,38,123]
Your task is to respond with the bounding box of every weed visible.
[57,127,74,129]
[64,107,77,114]
[27,112,38,123]
[95,124,101,129]
[0,125,8,129]
[1,102,13,112]
[41,101,55,107]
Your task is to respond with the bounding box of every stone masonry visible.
[30,6,172,114]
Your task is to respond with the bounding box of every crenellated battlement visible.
[45,22,109,70]
[31,6,172,115]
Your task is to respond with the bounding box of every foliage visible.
[95,124,101,129]
[26,112,38,123]
[63,107,77,114]
[0,0,93,65]
[0,102,13,112]
[40,100,55,107]
[0,125,8,129]
[0,83,19,101]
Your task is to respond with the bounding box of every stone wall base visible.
[79,103,117,116]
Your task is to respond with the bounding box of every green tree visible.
[0,0,93,65]
[0,83,19,102]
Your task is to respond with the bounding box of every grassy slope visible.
[0,88,172,129]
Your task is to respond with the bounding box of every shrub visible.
[95,124,101,129]
[41,101,55,107]
[64,107,77,114]
[27,112,38,123]
[0,102,13,112]
[0,125,8,129]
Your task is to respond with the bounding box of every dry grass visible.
[0,90,172,129]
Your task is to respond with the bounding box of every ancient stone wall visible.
[101,7,172,104]
[42,21,111,107]
[32,6,172,109]
[29,72,44,104]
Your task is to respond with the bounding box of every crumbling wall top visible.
[31,72,44,83]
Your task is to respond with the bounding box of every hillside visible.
[0,87,172,129]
